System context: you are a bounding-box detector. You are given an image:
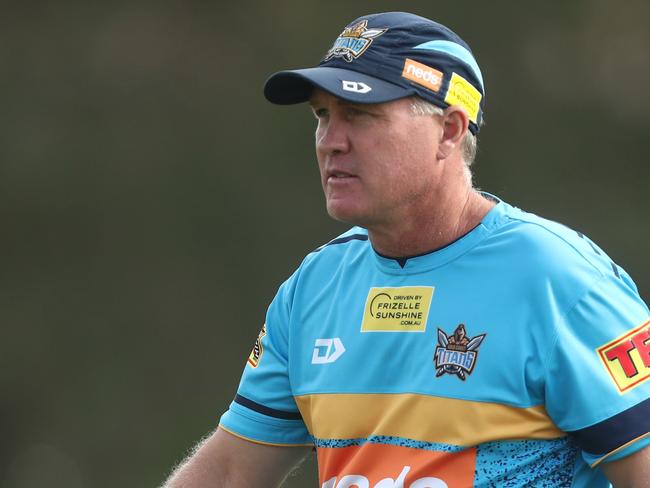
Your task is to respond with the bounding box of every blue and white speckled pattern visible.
[314,435,595,487]
[473,437,579,487]
[313,434,465,453]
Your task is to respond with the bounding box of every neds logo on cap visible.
[402,58,443,93]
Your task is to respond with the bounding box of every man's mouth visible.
[327,171,356,182]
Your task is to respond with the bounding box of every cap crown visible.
[263,12,486,134]
[319,12,485,130]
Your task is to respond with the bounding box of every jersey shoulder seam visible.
[503,213,605,278]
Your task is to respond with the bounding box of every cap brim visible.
[264,67,414,105]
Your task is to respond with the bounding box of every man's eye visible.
[313,108,328,119]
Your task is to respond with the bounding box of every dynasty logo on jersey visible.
[434,324,486,380]
[597,319,650,393]
[361,286,434,332]
[247,324,266,368]
[323,20,387,62]
[312,338,346,364]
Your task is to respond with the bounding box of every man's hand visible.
[163,427,311,487]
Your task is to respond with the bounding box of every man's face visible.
[310,90,443,229]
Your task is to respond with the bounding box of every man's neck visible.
[368,190,496,258]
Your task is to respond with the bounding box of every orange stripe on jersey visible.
[318,443,476,488]
[296,393,563,446]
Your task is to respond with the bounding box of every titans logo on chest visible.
[434,324,486,380]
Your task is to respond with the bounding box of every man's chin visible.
[326,202,372,227]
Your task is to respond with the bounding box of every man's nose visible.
[316,117,350,155]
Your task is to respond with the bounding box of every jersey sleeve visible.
[544,269,650,467]
[219,271,312,446]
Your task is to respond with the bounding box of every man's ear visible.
[437,106,470,159]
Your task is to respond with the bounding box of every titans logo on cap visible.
[323,20,387,63]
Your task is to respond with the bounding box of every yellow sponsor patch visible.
[361,286,434,332]
[597,319,650,393]
[444,72,482,124]
[401,58,443,93]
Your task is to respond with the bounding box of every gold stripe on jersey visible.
[218,425,314,448]
[295,393,563,445]
[590,432,650,467]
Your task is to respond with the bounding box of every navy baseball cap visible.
[264,12,485,134]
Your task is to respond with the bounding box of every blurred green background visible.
[1,1,648,486]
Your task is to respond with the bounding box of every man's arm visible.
[601,444,650,488]
[163,426,312,487]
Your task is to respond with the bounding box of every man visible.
[165,12,650,487]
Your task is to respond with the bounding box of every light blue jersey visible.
[220,198,650,487]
